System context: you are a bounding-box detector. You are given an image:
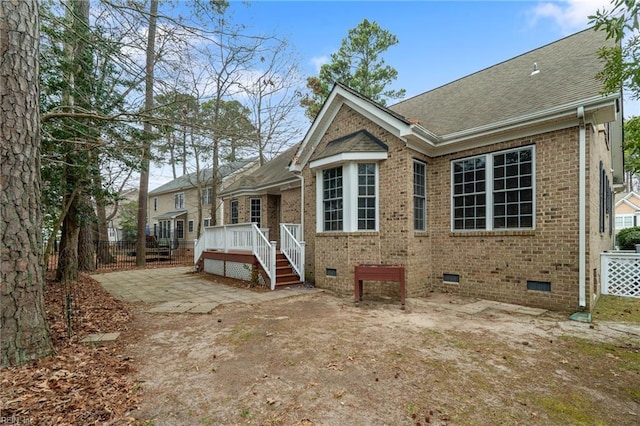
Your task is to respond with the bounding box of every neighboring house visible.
[205,29,624,312]
[147,158,259,242]
[106,188,139,242]
[615,192,640,232]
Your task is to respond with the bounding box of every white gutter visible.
[577,106,586,308]
[298,172,304,242]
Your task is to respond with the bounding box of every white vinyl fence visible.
[601,251,640,298]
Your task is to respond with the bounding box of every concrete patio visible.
[93,266,320,314]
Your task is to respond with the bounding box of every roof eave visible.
[442,94,620,144]
[220,176,301,199]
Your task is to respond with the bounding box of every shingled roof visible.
[389,28,614,136]
[149,158,257,195]
[220,144,301,197]
[311,130,388,163]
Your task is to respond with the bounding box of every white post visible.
[270,240,277,290]
[299,240,306,283]
[600,253,609,295]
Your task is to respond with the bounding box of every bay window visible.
[318,163,378,232]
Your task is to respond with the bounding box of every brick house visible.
[147,158,259,243]
[200,29,624,311]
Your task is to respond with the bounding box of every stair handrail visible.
[251,223,277,290]
[280,223,305,282]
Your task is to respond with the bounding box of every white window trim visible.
[250,198,262,226]
[450,145,536,232]
[174,192,185,209]
[202,187,213,205]
[176,219,185,239]
[315,162,379,233]
[413,159,427,231]
[615,214,635,229]
[188,219,194,233]
[230,200,239,224]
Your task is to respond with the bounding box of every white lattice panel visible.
[204,259,224,276]
[226,261,252,281]
[602,253,640,298]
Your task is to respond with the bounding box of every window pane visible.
[452,158,486,230]
[493,147,534,229]
[323,167,343,231]
[357,163,376,230]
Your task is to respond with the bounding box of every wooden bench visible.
[354,264,406,310]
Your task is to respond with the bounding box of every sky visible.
[148,0,633,189]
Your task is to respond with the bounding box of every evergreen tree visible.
[301,19,405,119]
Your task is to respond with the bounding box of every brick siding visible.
[300,105,614,311]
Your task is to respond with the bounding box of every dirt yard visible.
[2,273,639,426]
[123,291,640,425]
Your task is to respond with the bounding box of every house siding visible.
[587,124,615,309]
[300,104,614,311]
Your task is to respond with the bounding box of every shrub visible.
[616,226,640,250]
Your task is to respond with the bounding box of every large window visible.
[319,163,378,232]
[202,187,213,205]
[230,200,238,224]
[452,146,534,231]
[250,198,262,227]
[357,164,376,230]
[616,215,635,229]
[174,192,185,209]
[158,220,171,238]
[176,220,184,239]
[413,160,427,231]
[323,167,344,231]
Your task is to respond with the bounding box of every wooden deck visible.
[198,249,303,288]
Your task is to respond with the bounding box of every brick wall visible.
[300,104,613,311]
[587,124,615,309]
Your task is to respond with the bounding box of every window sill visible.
[450,230,535,237]
[316,231,380,237]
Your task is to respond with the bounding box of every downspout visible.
[577,106,587,308]
[296,171,304,242]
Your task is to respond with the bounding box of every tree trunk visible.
[95,201,114,264]
[77,214,96,271]
[57,201,80,284]
[136,0,158,267]
[1,0,55,366]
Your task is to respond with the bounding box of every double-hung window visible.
[319,163,378,232]
[452,146,534,231]
[230,200,238,224]
[250,198,261,227]
[357,164,376,230]
[413,160,427,231]
[174,192,185,209]
[176,220,184,239]
[202,187,213,205]
[323,167,343,231]
[616,215,635,229]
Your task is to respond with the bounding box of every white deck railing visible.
[195,223,277,289]
[601,251,640,298]
[280,223,305,281]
